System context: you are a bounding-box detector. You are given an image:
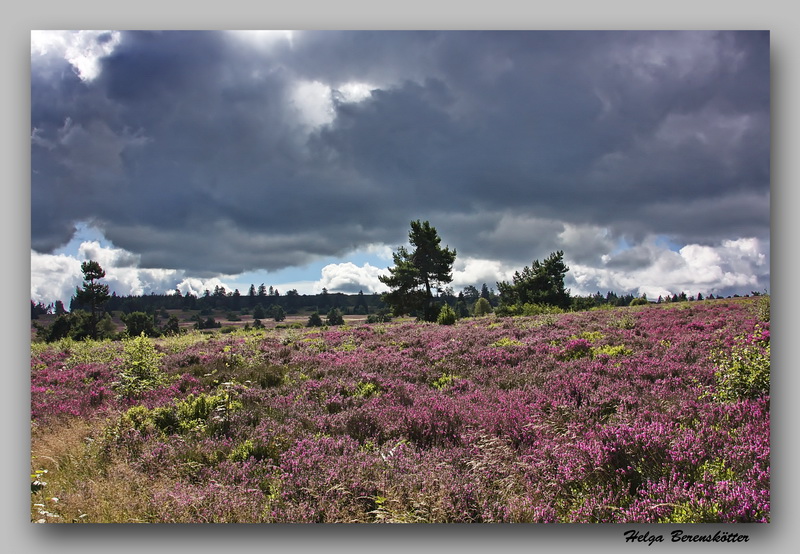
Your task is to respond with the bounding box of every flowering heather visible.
[30,298,769,523]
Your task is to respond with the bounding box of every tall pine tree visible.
[380,220,457,321]
[74,260,110,339]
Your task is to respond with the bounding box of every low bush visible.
[113,333,167,399]
[713,326,770,401]
[756,295,770,322]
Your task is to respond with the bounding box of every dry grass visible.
[31,415,168,523]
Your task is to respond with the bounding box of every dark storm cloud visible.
[31,30,770,277]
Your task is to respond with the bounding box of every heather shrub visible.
[31,297,770,523]
[497,303,564,317]
[249,364,287,388]
[556,338,593,360]
[611,312,636,329]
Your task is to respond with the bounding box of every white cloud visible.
[77,240,140,268]
[452,257,517,291]
[291,79,377,130]
[356,242,394,261]
[31,240,186,307]
[334,82,375,103]
[291,80,335,129]
[227,30,294,47]
[31,30,121,81]
[567,236,769,299]
[174,277,233,298]
[30,252,83,308]
[315,262,388,294]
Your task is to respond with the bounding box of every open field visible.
[30,298,769,523]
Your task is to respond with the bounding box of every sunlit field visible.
[30,297,769,523]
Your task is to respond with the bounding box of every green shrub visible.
[431,373,459,390]
[114,333,167,399]
[713,327,770,401]
[491,337,524,348]
[122,311,161,337]
[306,312,324,327]
[326,308,344,326]
[575,331,604,342]
[272,305,286,322]
[592,344,632,358]
[115,389,242,437]
[366,309,392,324]
[36,310,104,342]
[496,303,565,317]
[437,304,457,325]
[353,381,381,398]
[757,295,770,322]
[473,297,493,316]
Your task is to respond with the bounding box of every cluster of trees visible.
[377,220,744,323]
[32,258,397,342]
[377,221,572,321]
[303,306,393,328]
[33,261,185,342]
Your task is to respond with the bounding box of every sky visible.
[30,30,770,307]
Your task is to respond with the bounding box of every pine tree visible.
[74,260,110,339]
[379,220,457,321]
[496,251,570,310]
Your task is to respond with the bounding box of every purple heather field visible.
[30,298,769,523]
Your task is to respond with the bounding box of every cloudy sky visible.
[30,30,770,306]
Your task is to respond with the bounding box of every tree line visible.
[32,220,752,341]
[375,220,747,323]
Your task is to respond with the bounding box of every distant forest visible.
[32,286,385,319]
[30,282,754,321]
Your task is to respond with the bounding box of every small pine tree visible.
[473,297,493,316]
[162,314,181,336]
[307,312,324,327]
[437,304,457,325]
[455,299,470,318]
[326,308,344,326]
[115,333,167,399]
[123,311,161,337]
[74,260,111,339]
